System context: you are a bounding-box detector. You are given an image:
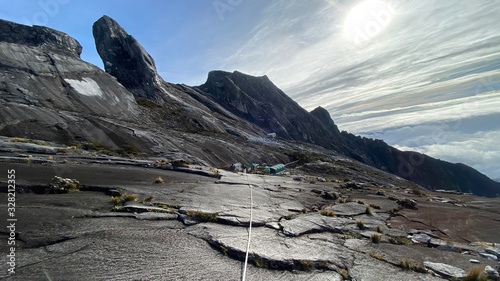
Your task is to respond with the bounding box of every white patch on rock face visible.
[65,78,103,97]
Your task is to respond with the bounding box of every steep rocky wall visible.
[0,19,147,149]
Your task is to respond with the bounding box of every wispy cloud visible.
[212,0,500,178]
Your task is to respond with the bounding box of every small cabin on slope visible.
[270,164,285,175]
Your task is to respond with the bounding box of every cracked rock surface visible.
[1,160,500,280]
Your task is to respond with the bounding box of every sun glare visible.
[343,0,395,44]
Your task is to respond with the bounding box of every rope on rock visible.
[241,174,253,281]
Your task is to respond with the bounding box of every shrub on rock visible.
[48,176,81,193]
[172,159,190,167]
[397,198,417,209]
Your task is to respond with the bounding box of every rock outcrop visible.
[92,15,165,104]
[0,19,151,150]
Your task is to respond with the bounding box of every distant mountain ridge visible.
[198,70,347,153]
[1,16,499,197]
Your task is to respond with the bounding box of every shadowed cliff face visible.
[310,106,341,135]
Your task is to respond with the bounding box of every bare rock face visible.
[0,19,146,149]
[0,19,82,57]
[92,15,163,103]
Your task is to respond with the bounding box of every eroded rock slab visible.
[115,204,172,213]
[351,254,443,281]
[190,224,355,271]
[326,202,369,216]
[280,213,356,237]
[135,212,177,220]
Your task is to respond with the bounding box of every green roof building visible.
[270,164,285,175]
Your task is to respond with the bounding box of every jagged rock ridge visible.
[1,16,499,197]
[198,70,347,153]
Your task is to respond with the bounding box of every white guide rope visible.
[241,175,253,281]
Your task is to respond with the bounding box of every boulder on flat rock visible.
[429,238,448,248]
[412,233,432,244]
[485,265,500,281]
[479,252,498,261]
[485,247,500,258]
[423,261,466,279]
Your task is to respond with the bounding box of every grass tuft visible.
[187,210,218,222]
[141,195,155,204]
[172,159,190,167]
[9,137,48,146]
[220,246,229,256]
[111,196,122,206]
[320,210,336,217]
[339,269,350,280]
[122,193,138,202]
[389,236,412,245]
[463,266,489,281]
[370,233,381,243]
[254,258,269,268]
[298,260,315,271]
[154,177,164,184]
[368,252,385,261]
[356,219,366,230]
[397,259,427,273]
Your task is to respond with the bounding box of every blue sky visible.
[1,0,500,180]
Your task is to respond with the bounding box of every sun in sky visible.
[343,0,395,45]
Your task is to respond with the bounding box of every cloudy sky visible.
[1,0,499,180]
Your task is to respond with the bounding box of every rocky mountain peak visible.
[202,70,286,105]
[92,15,162,103]
[310,106,341,135]
[0,19,82,57]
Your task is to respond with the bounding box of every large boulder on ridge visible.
[92,15,164,103]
